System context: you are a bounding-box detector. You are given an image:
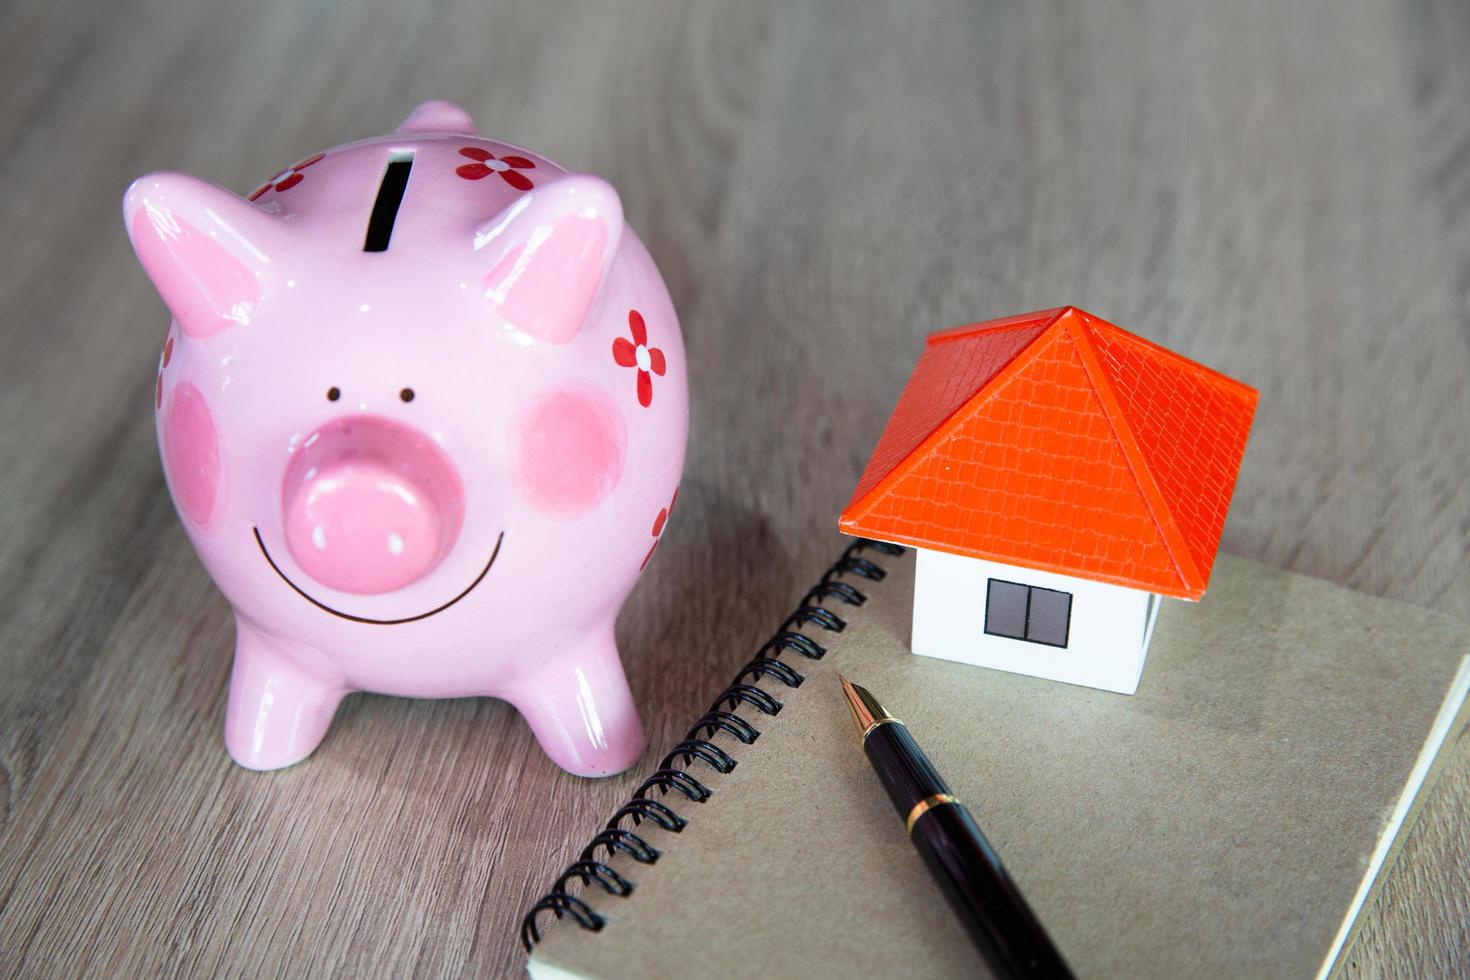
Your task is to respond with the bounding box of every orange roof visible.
[839,307,1258,600]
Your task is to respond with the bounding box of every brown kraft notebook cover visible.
[523,542,1470,978]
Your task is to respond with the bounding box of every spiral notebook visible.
[522,541,1470,978]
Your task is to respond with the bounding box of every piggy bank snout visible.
[282,417,466,595]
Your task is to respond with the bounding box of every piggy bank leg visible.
[501,627,646,777]
[224,619,346,771]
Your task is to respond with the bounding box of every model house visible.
[839,307,1257,694]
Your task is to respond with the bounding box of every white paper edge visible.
[527,956,583,980]
[1314,653,1470,980]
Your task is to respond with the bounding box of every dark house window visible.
[984,579,1072,648]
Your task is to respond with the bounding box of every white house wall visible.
[911,548,1158,694]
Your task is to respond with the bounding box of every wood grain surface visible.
[1,0,1467,976]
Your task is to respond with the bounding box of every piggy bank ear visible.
[475,174,623,345]
[397,99,477,135]
[123,172,287,338]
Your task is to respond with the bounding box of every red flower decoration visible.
[612,310,666,408]
[455,147,535,191]
[248,152,325,201]
[156,333,174,409]
[640,487,679,571]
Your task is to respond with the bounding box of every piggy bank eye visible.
[327,386,341,402]
[400,388,415,403]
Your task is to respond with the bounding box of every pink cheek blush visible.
[518,386,626,513]
[164,380,221,527]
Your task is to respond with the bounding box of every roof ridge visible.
[1062,312,1204,596]
[1073,309,1257,399]
[840,316,1065,529]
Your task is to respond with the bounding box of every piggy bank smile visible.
[124,100,688,776]
[253,526,504,625]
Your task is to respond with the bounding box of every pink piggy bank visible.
[123,101,686,776]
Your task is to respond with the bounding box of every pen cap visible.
[863,721,955,821]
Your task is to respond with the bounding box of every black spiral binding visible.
[520,539,906,951]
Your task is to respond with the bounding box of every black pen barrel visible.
[863,721,1074,979]
[910,802,1074,979]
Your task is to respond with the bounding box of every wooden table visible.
[2,1,1467,975]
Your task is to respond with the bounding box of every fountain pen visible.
[840,676,1075,979]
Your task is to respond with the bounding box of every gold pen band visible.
[905,793,960,834]
[860,716,902,740]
